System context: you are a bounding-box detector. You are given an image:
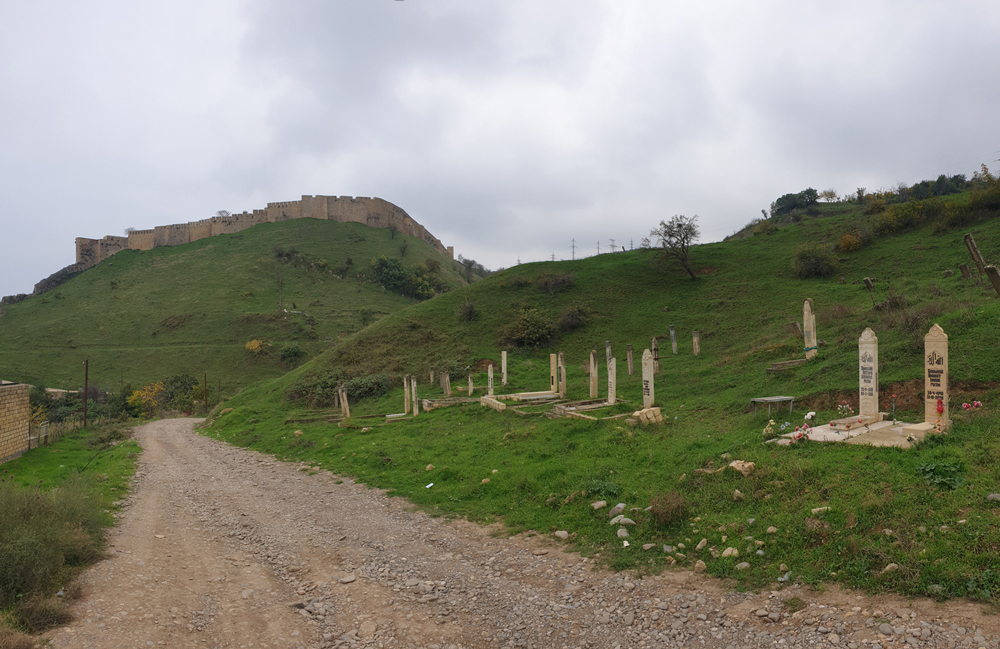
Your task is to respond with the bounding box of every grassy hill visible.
[0,219,469,391]
[203,184,1000,600]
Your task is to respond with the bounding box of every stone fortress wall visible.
[72,195,454,276]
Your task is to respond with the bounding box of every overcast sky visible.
[2,1,999,297]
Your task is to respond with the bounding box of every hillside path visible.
[46,419,1000,649]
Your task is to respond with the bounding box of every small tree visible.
[646,215,700,280]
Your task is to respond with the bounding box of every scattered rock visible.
[481,478,490,484]
[358,620,377,640]
[694,560,706,572]
[531,549,549,556]
[591,500,607,510]
[728,460,755,476]
[663,545,675,553]
[767,526,778,534]
[622,582,635,591]
[623,611,635,625]
[755,609,769,617]
[425,464,435,471]
[696,538,707,551]
[721,547,738,558]
[811,506,830,515]
[554,530,569,540]
[339,575,356,584]
[881,563,899,574]
[987,493,1000,502]
[733,490,744,502]
[879,623,894,635]
[293,430,303,437]
[642,543,655,551]
[609,514,624,525]
[617,528,629,538]
[608,503,626,517]
[779,563,788,572]
[619,518,636,526]
[735,562,750,570]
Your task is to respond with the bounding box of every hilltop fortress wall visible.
[72,195,453,278]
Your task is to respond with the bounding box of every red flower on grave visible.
[936,399,944,414]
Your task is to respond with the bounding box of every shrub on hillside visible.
[839,233,863,252]
[753,219,777,236]
[508,276,532,288]
[791,243,838,279]
[558,305,588,331]
[286,370,391,407]
[279,344,306,365]
[500,305,555,348]
[459,299,478,322]
[536,272,574,294]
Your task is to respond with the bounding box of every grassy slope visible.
[0,219,465,391]
[203,197,1000,600]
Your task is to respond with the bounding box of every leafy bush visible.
[370,255,434,299]
[343,373,392,402]
[508,276,532,288]
[286,370,391,406]
[536,272,574,294]
[500,305,555,348]
[791,242,838,279]
[753,219,777,236]
[459,300,477,322]
[279,344,306,365]
[916,461,965,490]
[771,188,818,216]
[839,233,862,251]
[559,305,588,331]
[649,491,686,525]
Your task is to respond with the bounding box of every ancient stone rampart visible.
[0,383,29,464]
[71,195,453,275]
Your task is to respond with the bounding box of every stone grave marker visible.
[340,387,351,418]
[557,352,567,399]
[985,265,1000,297]
[626,344,634,375]
[924,324,948,428]
[858,328,879,423]
[468,374,474,396]
[488,365,494,396]
[651,337,659,373]
[960,263,972,279]
[803,298,817,360]
[404,374,411,414]
[589,350,598,399]
[641,349,654,409]
[965,233,987,275]
[549,354,557,393]
[411,380,419,416]
[692,331,700,356]
[670,326,678,355]
[430,369,434,384]
[605,341,612,365]
[443,373,452,397]
[501,351,508,385]
[607,358,617,405]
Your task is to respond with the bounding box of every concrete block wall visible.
[0,383,30,464]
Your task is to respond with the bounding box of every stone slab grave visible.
[774,325,951,449]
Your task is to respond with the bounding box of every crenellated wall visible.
[0,383,29,465]
[72,196,450,272]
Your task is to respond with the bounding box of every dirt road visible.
[46,419,1000,649]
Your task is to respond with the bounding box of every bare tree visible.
[216,210,231,217]
[124,227,136,236]
[648,214,700,280]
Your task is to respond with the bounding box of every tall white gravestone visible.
[641,349,655,409]
[607,358,617,406]
[549,354,557,394]
[651,338,659,373]
[589,350,598,399]
[924,324,948,429]
[404,375,411,414]
[692,331,700,356]
[670,326,678,355]
[501,351,507,385]
[468,374,473,396]
[858,328,879,423]
[411,380,419,416]
[626,344,634,376]
[803,299,817,360]
[557,352,567,399]
[488,365,494,396]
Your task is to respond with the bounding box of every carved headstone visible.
[444,374,451,397]
[549,354,557,394]
[488,365,494,396]
[626,345,634,375]
[651,337,659,373]
[924,324,948,429]
[404,375,411,414]
[858,328,878,422]
[430,369,434,384]
[557,352,567,399]
[589,350,598,399]
[803,299,817,360]
[692,331,700,356]
[605,341,612,365]
[641,349,654,409]
[960,263,972,279]
[670,326,678,355]
[411,380,419,416]
[501,351,508,385]
[607,358,617,406]
[468,374,474,396]
[340,387,351,418]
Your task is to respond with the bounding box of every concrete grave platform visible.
[770,419,944,449]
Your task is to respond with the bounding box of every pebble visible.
[733,490,744,501]
[607,503,626,517]
[338,575,356,584]
[617,528,629,538]
[735,561,750,570]
[987,493,1000,502]
[767,526,778,533]
[721,547,738,558]
[591,500,607,509]
[554,530,569,539]
[694,560,706,572]
[642,543,655,550]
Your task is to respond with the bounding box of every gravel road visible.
[46,418,1000,649]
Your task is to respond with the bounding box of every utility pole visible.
[609,238,616,253]
[630,238,634,251]
[571,238,576,260]
[551,253,555,262]
[83,359,89,428]
[597,241,601,255]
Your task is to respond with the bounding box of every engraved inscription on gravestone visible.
[501,351,508,385]
[803,298,817,360]
[858,328,878,421]
[488,364,494,396]
[607,358,617,406]
[924,324,949,428]
[641,349,654,409]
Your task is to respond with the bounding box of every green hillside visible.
[0,219,469,391]
[203,178,1000,600]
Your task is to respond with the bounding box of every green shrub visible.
[753,219,777,236]
[536,272,574,294]
[343,373,392,402]
[500,305,555,348]
[839,233,862,251]
[649,491,685,526]
[558,305,588,331]
[508,276,532,288]
[459,300,477,323]
[279,344,306,365]
[286,370,391,406]
[791,242,838,279]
